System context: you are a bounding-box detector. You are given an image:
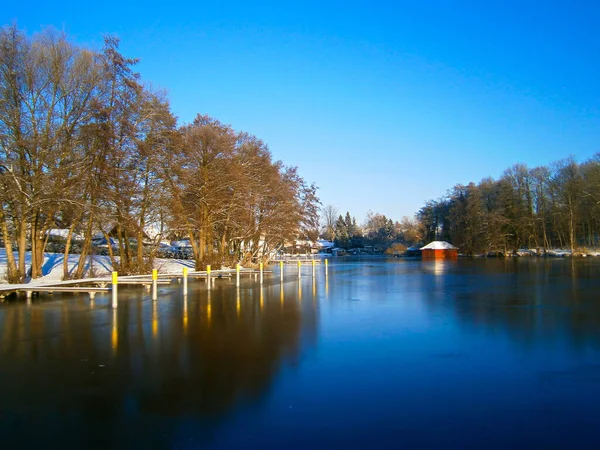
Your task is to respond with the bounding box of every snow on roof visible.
[420,241,457,250]
[317,239,334,248]
[171,240,192,248]
[46,229,84,240]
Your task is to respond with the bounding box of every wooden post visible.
[207,265,211,290]
[183,267,188,296]
[259,262,264,284]
[152,269,158,301]
[236,264,240,287]
[112,271,118,308]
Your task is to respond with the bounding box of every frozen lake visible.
[2,258,600,449]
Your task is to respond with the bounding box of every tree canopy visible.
[0,25,319,282]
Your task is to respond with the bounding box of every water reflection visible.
[182,295,188,334]
[0,281,316,449]
[111,308,118,353]
[417,258,600,350]
[2,259,600,449]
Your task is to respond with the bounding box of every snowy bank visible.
[0,249,200,285]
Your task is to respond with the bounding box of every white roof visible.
[46,229,84,240]
[317,239,334,248]
[420,241,457,250]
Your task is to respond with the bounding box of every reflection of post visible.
[112,271,118,308]
[183,267,188,296]
[280,261,284,282]
[298,281,302,302]
[152,269,158,301]
[260,288,264,311]
[207,290,212,324]
[111,307,118,354]
[236,288,241,317]
[207,265,212,290]
[260,262,264,284]
[236,264,240,287]
[325,275,329,298]
[571,258,578,300]
[152,300,158,338]
[183,294,188,334]
[280,284,284,308]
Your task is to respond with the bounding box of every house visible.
[420,241,458,259]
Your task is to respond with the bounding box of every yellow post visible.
[298,260,302,279]
[111,271,118,308]
[325,258,328,277]
[183,267,188,295]
[312,259,316,278]
[259,262,264,284]
[152,269,158,301]
[207,265,211,289]
[279,260,284,282]
[236,263,240,286]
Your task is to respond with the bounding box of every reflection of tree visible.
[419,259,600,350]
[0,282,316,448]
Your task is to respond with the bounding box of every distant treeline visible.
[0,25,319,283]
[320,206,422,250]
[417,156,600,254]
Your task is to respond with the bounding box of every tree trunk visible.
[0,213,19,283]
[17,217,27,279]
[75,217,94,279]
[62,219,80,280]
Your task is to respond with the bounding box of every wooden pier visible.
[0,261,328,303]
[0,267,266,300]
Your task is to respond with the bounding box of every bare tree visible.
[321,205,338,242]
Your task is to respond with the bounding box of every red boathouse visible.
[420,241,458,259]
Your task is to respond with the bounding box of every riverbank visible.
[0,249,197,285]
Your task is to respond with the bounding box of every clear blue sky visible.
[4,1,600,224]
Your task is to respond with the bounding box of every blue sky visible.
[4,1,600,224]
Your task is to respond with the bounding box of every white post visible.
[298,260,302,279]
[312,259,316,278]
[112,271,118,308]
[325,258,328,277]
[259,262,264,284]
[236,264,240,287]
[207,265,211,290]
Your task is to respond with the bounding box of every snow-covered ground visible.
[0,249,199,285]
